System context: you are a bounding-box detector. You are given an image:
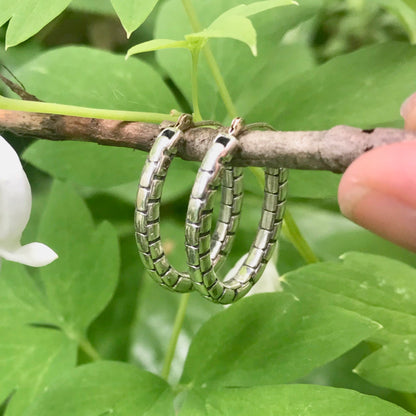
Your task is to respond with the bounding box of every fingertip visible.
[338,141,416,252]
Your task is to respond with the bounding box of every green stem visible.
[78,335,102,361]
[283,209,320,264]
[62,324,102,362]
[181,0,238,118]
[181,0,201,32]
[161,293,191,380]
[0,95,175,123]
[191,50,203,122]
[202,47,238,118]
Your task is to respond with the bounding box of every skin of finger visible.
[338,141,416,252]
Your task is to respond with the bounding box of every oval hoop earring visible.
[135,115,244,293]
[185,118,288,304]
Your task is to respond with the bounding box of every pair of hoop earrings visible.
[135,115,287,304]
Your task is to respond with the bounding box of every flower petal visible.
[0,135,32,245]
[0,242,58,267]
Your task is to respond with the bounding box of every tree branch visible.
[0,109,414,173]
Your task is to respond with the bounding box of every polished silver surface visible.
[185,129,288,303]
[135,126,244,293]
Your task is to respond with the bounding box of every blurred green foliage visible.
[0,0,416,415]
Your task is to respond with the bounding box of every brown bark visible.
[0,109,414,173]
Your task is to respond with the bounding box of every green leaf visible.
[0,262,76,414]
[288,203,416,267]
[297,342,405,403]
[219,0,297,17]
[179,385,413,416]
[0,0,71,48]
[70,0,114,14]
[23,141,198,201]
[111,0,159,37]
[15,45,178,112]
[2,328,76,416]
[234,42,316,121]
[23,141,147,188]
[196,0,297,56]
[87,236,142,361]
[18,46,179,190]
[23,361,174,415]
[38,181,120,333]
[180,292,379,387]
[0,41,42,71]
[403,0,416,12]
[0,262,53,326]
[355,340,416,394]
[127,38,190,57]
[248,42,416,129]
[288,170,341,199]
[190,15,258,55]
[283,252,416,392]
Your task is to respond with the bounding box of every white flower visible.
[0,135,57,267]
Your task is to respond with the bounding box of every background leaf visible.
[37,181,120,333]
[288,170,341,199]
[0,0,71,48]
[297,342,408,407]
[69,0,114,15]
[181,292,379,387]
[179,384,413,416]
[23,141,147,189]
[23,361,174,416]
[111,0,159,37]
[191,15,257,55]
[17,46,193,196]
[23,142,198,205]
[15,45,178,112]
[287,202,416,267]
[219,0,296,18]
[87,235,142,361]
[2,328,76,416]
[0,263,77,415]
[283,252,416,392]
[247,42,416,129]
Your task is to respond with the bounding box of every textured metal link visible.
[185,130,288,304]
[135,126,243,293]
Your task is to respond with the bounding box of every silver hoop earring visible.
[185,118,288,304]
[135,115,244,293]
